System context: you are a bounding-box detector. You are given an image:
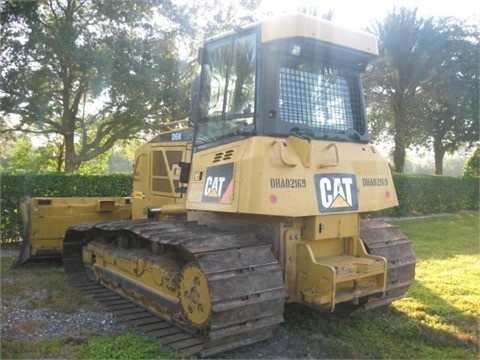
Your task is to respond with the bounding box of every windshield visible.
[195,32,256,147]
[278,62,366,138]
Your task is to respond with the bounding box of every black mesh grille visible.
[279,66,365,134]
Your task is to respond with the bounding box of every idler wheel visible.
[179,262,212,328]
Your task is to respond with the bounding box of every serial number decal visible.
[362,177,389,186]
[270,178,307,189]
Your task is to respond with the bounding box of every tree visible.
[1,0,191,172]
[0,136,61,172]
[1,0,265,173]
[417,19,479,175]
[366,8,450,173]
[184,0,260,41]
[464,147,480,176]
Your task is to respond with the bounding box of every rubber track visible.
[360,219,416,310]
[63,220,286,357]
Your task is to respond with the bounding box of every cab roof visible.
[205,13,378,56]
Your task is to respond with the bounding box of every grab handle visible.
[271,140,297,167]
[319,143,339,168]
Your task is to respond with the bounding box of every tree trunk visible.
[393,110,407,173]
[63,112,81,172]
[56,141,64,172]
[433,138,445,175]
[64,133,77,172]
[393,136,406,173]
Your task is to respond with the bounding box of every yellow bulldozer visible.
[19,14,415,356]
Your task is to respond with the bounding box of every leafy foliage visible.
[379,173,479,217]
[366,8,436,172]
[416,19,479,174]
[0,0,191,172]
[182,0,260,40]
[0,136,66,172]
[365,8,478,174]
[0,0,266,172]
[463,147,480,176]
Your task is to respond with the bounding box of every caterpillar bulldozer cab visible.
[21,14,415,357]
[182,14,414,311]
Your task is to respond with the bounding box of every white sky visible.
[258,0,479,30]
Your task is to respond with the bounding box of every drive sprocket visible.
[179,262,212,328]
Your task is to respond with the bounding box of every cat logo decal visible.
[314,173,358,213]
[202,163,234,203]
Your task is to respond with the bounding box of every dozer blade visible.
[17,197,132,266]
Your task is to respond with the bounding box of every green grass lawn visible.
[390,212,479,358]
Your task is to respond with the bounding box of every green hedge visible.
[1,173,478,243]
[381,174,479,217]
[1,173,132,243]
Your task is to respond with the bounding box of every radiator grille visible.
[213,149,235,163]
